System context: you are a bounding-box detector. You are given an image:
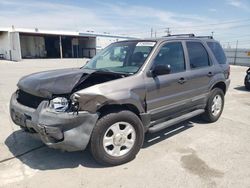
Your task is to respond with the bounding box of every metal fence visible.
[224,48,250,67]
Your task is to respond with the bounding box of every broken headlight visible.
[49,97,69,112]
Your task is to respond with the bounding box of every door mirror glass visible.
[150,64,171,77]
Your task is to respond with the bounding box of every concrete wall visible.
[224,48,250,66]
[9,32,22,61]
[0,31,10,60]
[0,31,21,61]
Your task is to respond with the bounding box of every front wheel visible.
[202,88,225,123]
[90,110,144,166]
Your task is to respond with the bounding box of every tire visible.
[90,110,144,166]
[244,75,250,90]
[202,88,225,123]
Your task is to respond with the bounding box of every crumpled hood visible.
[17,68,96,98]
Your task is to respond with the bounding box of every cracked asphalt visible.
[0,59,250,188]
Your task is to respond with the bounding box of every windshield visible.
[84,41,156,74]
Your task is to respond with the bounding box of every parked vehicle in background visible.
[244,68,250,90]
[10,34,230,166]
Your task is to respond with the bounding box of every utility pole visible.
[233,40,238,65]
[155,31,157,38]
[211,31,214,37]
[151,28,153,38]
[166,27,171,36]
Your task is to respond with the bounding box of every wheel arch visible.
[97,104,141,119]
[211,81,226,94]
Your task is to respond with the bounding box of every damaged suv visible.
[10,34,230,165]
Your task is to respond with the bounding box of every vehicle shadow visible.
[234,86,249,92]
[4,130,103,170]
[5,118,199,170]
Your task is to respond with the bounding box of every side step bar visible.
[148,109,205,133]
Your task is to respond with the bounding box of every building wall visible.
[9,32,22,61]
[0,31,10,60]
[96,36,127,53]
[0,29,134,61]
[0,31,21,61]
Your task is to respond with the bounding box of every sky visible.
[0,0,250,48]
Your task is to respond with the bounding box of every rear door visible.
[184,41,215,107]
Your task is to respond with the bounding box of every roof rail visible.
[164,33,195,37]
[196,36,213,39]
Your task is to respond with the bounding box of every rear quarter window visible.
[207,42,227,64]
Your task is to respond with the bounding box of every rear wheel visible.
[202,88,224,123]
[90,110,144,166]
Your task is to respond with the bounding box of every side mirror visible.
[148,64,171,77]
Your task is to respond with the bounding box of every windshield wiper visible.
[98,68,112,72]
[97,68,132,75]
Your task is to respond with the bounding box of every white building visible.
[0,27,135,61]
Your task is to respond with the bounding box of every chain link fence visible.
[224,48,250,66]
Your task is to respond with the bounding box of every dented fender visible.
[73,81,146,114]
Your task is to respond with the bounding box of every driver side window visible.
[152,42,185,74]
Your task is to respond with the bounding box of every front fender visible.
[75,90,145,113]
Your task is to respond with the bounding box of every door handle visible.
[178,77,186,84]
[207,72,213,77]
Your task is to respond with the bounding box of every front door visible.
[145,41,190,121]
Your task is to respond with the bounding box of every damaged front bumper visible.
[9,93,98,152]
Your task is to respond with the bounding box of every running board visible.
[148,109,205,133]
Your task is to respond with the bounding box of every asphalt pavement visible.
[0,59,249,188]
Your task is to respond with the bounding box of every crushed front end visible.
[9,90,98,152]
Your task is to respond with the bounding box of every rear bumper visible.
[9,92,98,152]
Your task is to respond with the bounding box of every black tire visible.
[90,110,144,166]
[202,88,225,123]
[244,75,250,90]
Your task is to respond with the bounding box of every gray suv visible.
[10,34,230,165]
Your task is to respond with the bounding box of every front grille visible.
[17,90,47,109]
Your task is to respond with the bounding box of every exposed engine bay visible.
[16,68,127,111]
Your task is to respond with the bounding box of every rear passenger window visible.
[153,42,185,73]
[207,42,227,64]
[186,42,210,69]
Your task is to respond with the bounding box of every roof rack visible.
[163,34,214,39]
[164,33,195,37]
[196,36,213,39]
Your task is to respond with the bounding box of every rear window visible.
[207,42,227,64]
